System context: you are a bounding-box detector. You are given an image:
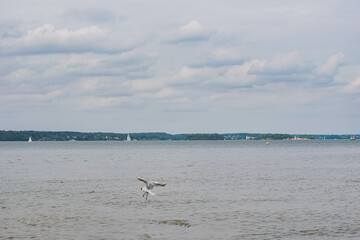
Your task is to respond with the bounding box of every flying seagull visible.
[138,177,166,199]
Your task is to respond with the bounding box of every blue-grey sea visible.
[1,140,360,239]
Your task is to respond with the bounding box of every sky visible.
[1,0,359,134]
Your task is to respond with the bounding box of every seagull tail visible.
[148,190,155,195]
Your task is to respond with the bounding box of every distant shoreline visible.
[0,130,358,141]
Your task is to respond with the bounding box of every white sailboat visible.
[350,136,356,140]
[126,134,131,141]
[28,137,32,142]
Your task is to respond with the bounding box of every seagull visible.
[138,177,166,199]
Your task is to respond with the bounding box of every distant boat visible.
[28,137,32,142]
[350,136,356,140]
[127,134,131,141]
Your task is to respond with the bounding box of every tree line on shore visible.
[0,131,216,141]
[0,130,357,141]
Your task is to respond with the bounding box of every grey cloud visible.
[70,64,153,79]
[67,55,155,80]
[188,47,248,69]
[190,59,247,69]
[1,0,359,133]
[0,57,25,77]
[168,35,211,44]
[0,57,62,96]
[0,22,23,38]
[248,64,314,76]
[0,52,155,104]
[179,52,349,92]
[62,8,121,24]
[244,52,347,86]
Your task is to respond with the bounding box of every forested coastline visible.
[0,130,357,141]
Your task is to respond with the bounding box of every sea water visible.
[1,140,359,239]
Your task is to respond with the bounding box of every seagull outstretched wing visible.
[152,181,166,187]
[138,177,166,187]
[138,177,166,200]
[137,177,148,184]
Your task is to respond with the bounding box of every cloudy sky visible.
[1,0,359,134]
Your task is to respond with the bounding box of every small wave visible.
[151,219,191,228]
[345,178,360,183]
[142,233,152,239]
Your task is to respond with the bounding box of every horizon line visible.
[1,129,359,136]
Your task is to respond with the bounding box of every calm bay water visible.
[1,140,360,239]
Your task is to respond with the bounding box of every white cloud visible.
[124,77,166,92]
[344,76,360,93]
[176,66,207,79]
[316,52,345,76]
[168,21,213,43]
[240,52,349,86]
[213,48,239,60]
[66,51,154,79]
[81,78,100,92]
[0,90,63,107]
[170,66,210,85]
[179,21,208,38]
[154,87,183,99]
[80,96,129,108]
[190,48,246,68]
[248,51,311,75]
[224,59,264,86]
[0,24,136,55]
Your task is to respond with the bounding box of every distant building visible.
[246,135,255,140]
[292,136,311,140]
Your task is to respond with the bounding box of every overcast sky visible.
[1,0,359,134]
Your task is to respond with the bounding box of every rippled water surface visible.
[1,140,360,239]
